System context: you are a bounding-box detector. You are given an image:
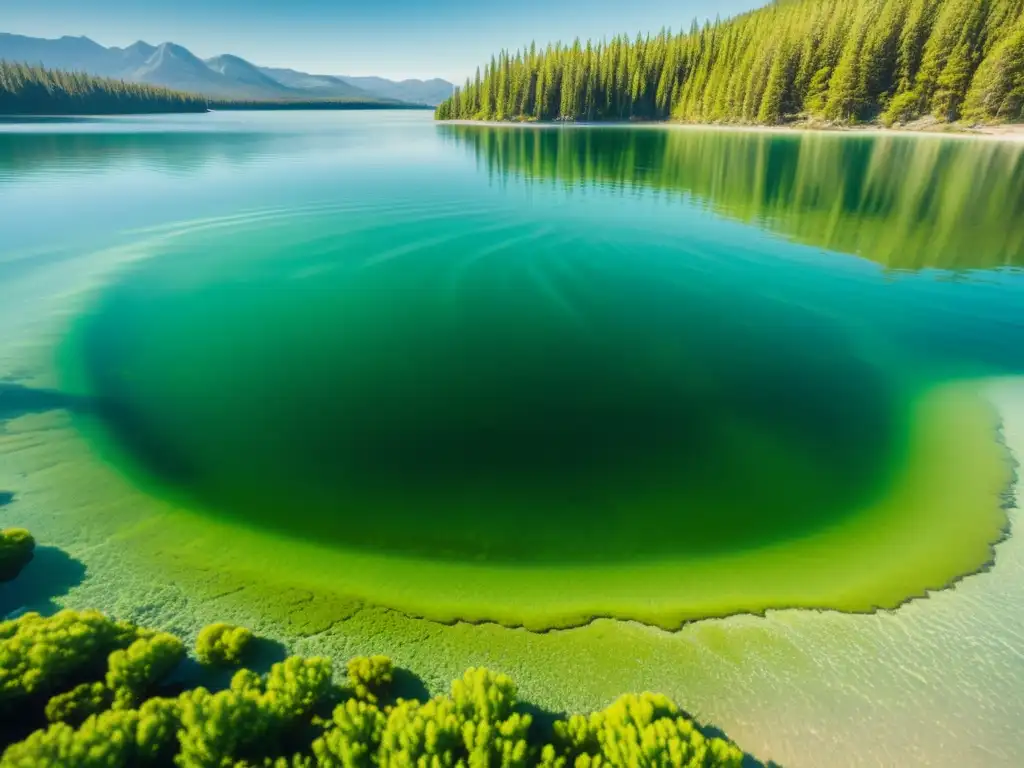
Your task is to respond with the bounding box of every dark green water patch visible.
[66,209,909,564]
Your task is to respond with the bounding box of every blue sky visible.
[4,0,762,82]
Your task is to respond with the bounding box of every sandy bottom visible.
[1,241,1023,766]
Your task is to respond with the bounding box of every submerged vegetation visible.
[0,61,208,115]
[0,529,34,582]
[0,534,750,766]
[194,623,254,667]
[435,0,1024,125]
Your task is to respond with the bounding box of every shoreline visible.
[439,118,1024,142]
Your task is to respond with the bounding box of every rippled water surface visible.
[2,112,1024,766]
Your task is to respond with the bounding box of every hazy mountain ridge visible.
[132,43,252,98]
[256,67,373,99]
[204,54,299,98]
[0,32,454,104]
[340,76,455,107]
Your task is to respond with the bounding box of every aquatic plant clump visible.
[105,633,186,709]
[43,682,112,727]
[194,622,254,666]
[0,594,747,766]
[541,693,744,767]
[0,528,35,582]
[0,610,147,711]
[345,655,394,704]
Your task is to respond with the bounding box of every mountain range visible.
[0,33,454,105]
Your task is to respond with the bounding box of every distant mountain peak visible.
[205,54,295,93]
[208,53,246,64]
[340,75,455,105]
[55,34,104,48]
[0,30,454,104]
[155,42,196,57]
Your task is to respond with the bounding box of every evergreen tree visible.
[0,61,207,115]
[436,0,1024,126]
[963,17,1024,121]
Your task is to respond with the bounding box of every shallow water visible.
[2,112,1024,765]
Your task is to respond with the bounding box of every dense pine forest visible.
[435,0,1024,125]
[0,61,207,115]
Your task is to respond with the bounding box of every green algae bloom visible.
[58,199,1013,630]
[0,529,35,583]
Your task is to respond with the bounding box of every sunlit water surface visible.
[1,112,1024,766]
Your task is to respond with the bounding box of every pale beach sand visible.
[441,118,1024,142]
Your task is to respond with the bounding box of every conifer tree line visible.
[435,0,1024,125]
[0,61,208,115]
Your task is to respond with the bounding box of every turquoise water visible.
[2,113,1023,568]
[4,112,1024,767]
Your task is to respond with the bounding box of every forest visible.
[0,61,436,115]
[434,0,1024,125]
[0,61,208,115]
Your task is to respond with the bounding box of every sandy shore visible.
[441,118,1024,142]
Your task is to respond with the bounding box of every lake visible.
[1,111,1024,766]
